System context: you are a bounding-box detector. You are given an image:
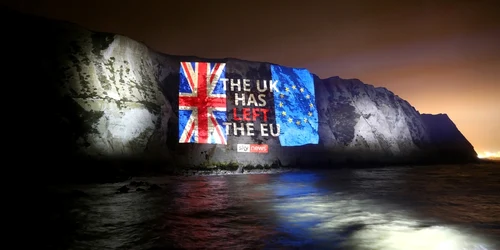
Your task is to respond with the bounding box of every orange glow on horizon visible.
[477,151,500,159]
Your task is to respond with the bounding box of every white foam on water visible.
[272,192,496,250]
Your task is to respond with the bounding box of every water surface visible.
[43,163,500,249]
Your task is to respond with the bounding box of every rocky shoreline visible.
[37,153,483,185]
[180,166,298,176]
[42,159,299,184]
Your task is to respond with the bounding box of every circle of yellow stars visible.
[278,84,315,127]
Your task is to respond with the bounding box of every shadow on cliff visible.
[420,114,478,163]
[1,8,162,182]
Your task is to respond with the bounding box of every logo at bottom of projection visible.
[237,144,269,153]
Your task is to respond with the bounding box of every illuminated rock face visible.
[313,77,431,164]
[6,11,169,163]
[6,10,476,168]
[61,34,166,158]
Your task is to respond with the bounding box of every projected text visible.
[222,78,280,137]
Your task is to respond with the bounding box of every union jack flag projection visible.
[178,62,227,144]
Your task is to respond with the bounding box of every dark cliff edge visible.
[420,114,477,163]
[2,8,478,182]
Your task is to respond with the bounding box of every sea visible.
[41,163,500,250]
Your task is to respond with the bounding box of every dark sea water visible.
[42,163,500,250]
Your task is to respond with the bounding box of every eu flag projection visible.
[178,62,227,144]
[271,65,319,146]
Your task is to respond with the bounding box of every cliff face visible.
[421,114,477,162]
[314,77,431,163]
[4,9,477,171]
[5,12,165,163]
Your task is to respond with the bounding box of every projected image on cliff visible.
[178,62,319,149]
[179,62,227,144]
[271,65,319,146]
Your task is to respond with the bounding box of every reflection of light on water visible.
[478,151,500,159]
[350,225,490,250]
[170,176,273,249]
[270,172,496,250]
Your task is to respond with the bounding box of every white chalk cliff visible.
[5,9,477,170]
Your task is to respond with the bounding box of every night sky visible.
[4,0,500,155]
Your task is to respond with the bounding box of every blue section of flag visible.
[210,110,227,142]
[212,110,227,132]
[271,65,319,146]
[178,109,193,142]
[179,67,192,93]
[212,68,225,95]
